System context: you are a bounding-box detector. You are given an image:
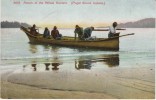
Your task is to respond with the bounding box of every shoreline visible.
[0,64,155,99]
[1,73,115,99]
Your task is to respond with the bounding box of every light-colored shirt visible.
[109,26,116,34]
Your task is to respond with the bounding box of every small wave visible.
[2,51,119,60]
[119,50,155,54]
[1,56,48,60]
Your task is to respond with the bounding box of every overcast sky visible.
[1,0,155,28]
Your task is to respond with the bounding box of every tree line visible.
[1,21,31,28]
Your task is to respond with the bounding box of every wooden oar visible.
[94,29,109,31]
[113,33,135,38]
[94,28,126,31]
[119,33,134,37]
[116,28,126,30]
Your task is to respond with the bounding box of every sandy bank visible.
[1,77,115,99]
[1,65,155,99]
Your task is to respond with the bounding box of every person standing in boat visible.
[83,26,94,39]
[51,26,62,39]
[108,22,118,38]
[74,25,83,40]
[30,24,38,36]
[43,27,50,38]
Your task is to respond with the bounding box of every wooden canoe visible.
[20,26,134,51]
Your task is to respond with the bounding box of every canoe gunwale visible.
[20,26,119,50]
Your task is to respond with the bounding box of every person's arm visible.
[74,29,77,40]
[93,29,109,31]
[116,28,126,30]
[57,30,59,34]
[35,28,39,33]
[28,27,31,29]
[48,30,50,36]
[81,28,83,33]
[51,30,53,36]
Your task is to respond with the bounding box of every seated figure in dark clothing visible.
[30,24,38,36]
[51,26,62,39]
[43,27,50,38]
[83,27,94,39]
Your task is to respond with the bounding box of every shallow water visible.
[1,28,155,67]
[1,28,155,98]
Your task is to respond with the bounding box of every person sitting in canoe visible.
[51,26,62,39]
[74,25,83,40]
[43,27,50,38]
[30,24,38,36]
[83,27,94,40]
[108,22,118,38]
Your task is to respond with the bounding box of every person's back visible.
[43,27,50,38]
[51,29,59,39]
[74,25,83,40]
[30,24,38,35]
[51,26,62,39]
[83,27,94,39]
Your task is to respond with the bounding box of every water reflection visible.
[27,44,119,72]
[45,63,50,71]
[28,63,61,71]
[51,46,60,61]
[28,44,62,71]
[23,54,119,72]
[29,44,38,53]
[31,64,37,71]
[75,59,92,70]
[103,54,119,67]
[75,54,119,70]
[51,46,62,71]
[44,63,60,71]
[99,54,119,67]
[52,63,60,70]
[43,45,51,50]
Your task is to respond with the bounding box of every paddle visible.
[118,33,135,37]
[94,28,126,31]
[111,33,135,38]
[116,28,126,30]
[93,29,109,31]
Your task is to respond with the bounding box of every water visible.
[1,28,155,68]
[1,28,155,98]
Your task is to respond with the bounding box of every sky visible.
[1,0,156,28]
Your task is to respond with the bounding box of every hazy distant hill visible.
[118,18,155,28]
[1,21,31,28]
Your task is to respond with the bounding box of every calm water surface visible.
[1,28,155,71]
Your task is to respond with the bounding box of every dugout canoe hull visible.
[20,26,120,50]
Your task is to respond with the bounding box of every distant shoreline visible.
[1,27,155,29]
[1,27,22,28]
[1,21,31,28]
[1,18,155,28]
